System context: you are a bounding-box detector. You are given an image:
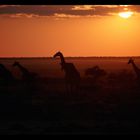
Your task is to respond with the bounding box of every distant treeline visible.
[0,56,140,60]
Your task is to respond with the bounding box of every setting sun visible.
[119,11,133,19]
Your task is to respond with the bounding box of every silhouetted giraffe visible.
[13,61,37,82]
[0,63,15,85]
[128,58,140,81]
[53,51,81,93]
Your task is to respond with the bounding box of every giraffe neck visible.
[131,61,140,76]
[16,64,28,73]
[59,53,66,65]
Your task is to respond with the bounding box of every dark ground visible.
[0,75,140,135]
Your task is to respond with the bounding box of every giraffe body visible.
[0,64,15,85]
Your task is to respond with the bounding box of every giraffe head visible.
[13,61,20,67]
[128,58,134,64]
[53,51,62,58]
[53,51,65,70]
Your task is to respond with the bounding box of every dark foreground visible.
[0,76,140,135]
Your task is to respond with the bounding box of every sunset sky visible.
[0,5,140,57]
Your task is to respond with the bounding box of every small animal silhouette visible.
[13,61,38,82]
[53,51,81,93]
[85,65,107,80]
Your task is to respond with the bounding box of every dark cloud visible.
[0,5,74,16]
[129,5,140,12]
[0,5,140,18]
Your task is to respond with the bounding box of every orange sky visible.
[0,5,140,57]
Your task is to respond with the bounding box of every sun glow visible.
[119,11,133,19]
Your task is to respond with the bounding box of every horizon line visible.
[0,56,140,59]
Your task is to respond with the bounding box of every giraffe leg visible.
[75,84,80,94]
[68,84,72,95]
[65,83,70,95]
[70,84,73,94]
